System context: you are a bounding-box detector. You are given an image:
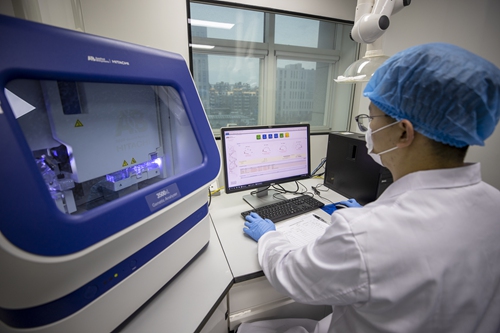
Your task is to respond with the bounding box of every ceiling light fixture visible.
[189,19,234,30]
[189,44,215,50]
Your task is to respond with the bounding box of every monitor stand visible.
[242,187,286,209]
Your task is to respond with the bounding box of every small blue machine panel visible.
[0,14,220,332]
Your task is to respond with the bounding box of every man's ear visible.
[397,120,414,148]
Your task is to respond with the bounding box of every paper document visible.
[277,213,330,247]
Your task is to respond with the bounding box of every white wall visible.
[0,1,14,16]
[0,0,191,62]
[79,0,191,62]
[351,0,500,189]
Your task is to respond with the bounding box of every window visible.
[189,2,357,135]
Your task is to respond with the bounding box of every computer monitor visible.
[220,124,311,208]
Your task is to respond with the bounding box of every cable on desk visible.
[271,181,309,196]
[311,183,334,204]
[311,157,326,177]
[208,187,212,207]
[208,186,224,207]
[248,181,314,201]
[210,186,223,196]
[241,180,329,204]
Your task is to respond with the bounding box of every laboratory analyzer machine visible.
[0,14,220,333]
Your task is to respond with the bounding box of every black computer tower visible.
[323,132,393,205]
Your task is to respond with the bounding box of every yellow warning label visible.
[122,160,129,167]
[131,157,137,164]
[75,119,84,127]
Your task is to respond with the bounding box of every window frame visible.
[188,1,357,138]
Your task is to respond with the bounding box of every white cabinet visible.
[228,276,331,331]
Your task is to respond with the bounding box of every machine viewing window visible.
[6,79,202,215]
[220,124,311,207]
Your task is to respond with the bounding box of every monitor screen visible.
[220,124,311,197]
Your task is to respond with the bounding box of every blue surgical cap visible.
[364,43,500,147]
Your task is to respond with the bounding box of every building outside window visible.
[189,2,357,135]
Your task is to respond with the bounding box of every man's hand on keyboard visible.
[243,212,276,242]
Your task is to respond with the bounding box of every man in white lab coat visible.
[238,43,500,333]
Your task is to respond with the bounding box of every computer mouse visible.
[334,204,348,209]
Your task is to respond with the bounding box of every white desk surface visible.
[209,178,347,281]
[116,178,347,332]
[115,221,233,333]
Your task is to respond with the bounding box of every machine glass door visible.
[5,79,203,215]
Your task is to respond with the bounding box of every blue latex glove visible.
[335,198,363,208]
[243,212,276,242]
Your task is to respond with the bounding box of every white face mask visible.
[365,121,399,166]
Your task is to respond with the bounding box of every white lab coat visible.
[238,163,500,333]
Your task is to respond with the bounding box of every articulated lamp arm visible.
[335,0,410,83]
[351,0,411,44]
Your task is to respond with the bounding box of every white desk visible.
[209,178,347,330]
[117,178,347,332]
[209,178,347,282]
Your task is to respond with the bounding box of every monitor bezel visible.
[220,123,311,194]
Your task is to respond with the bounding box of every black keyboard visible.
[241,195,325,223]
